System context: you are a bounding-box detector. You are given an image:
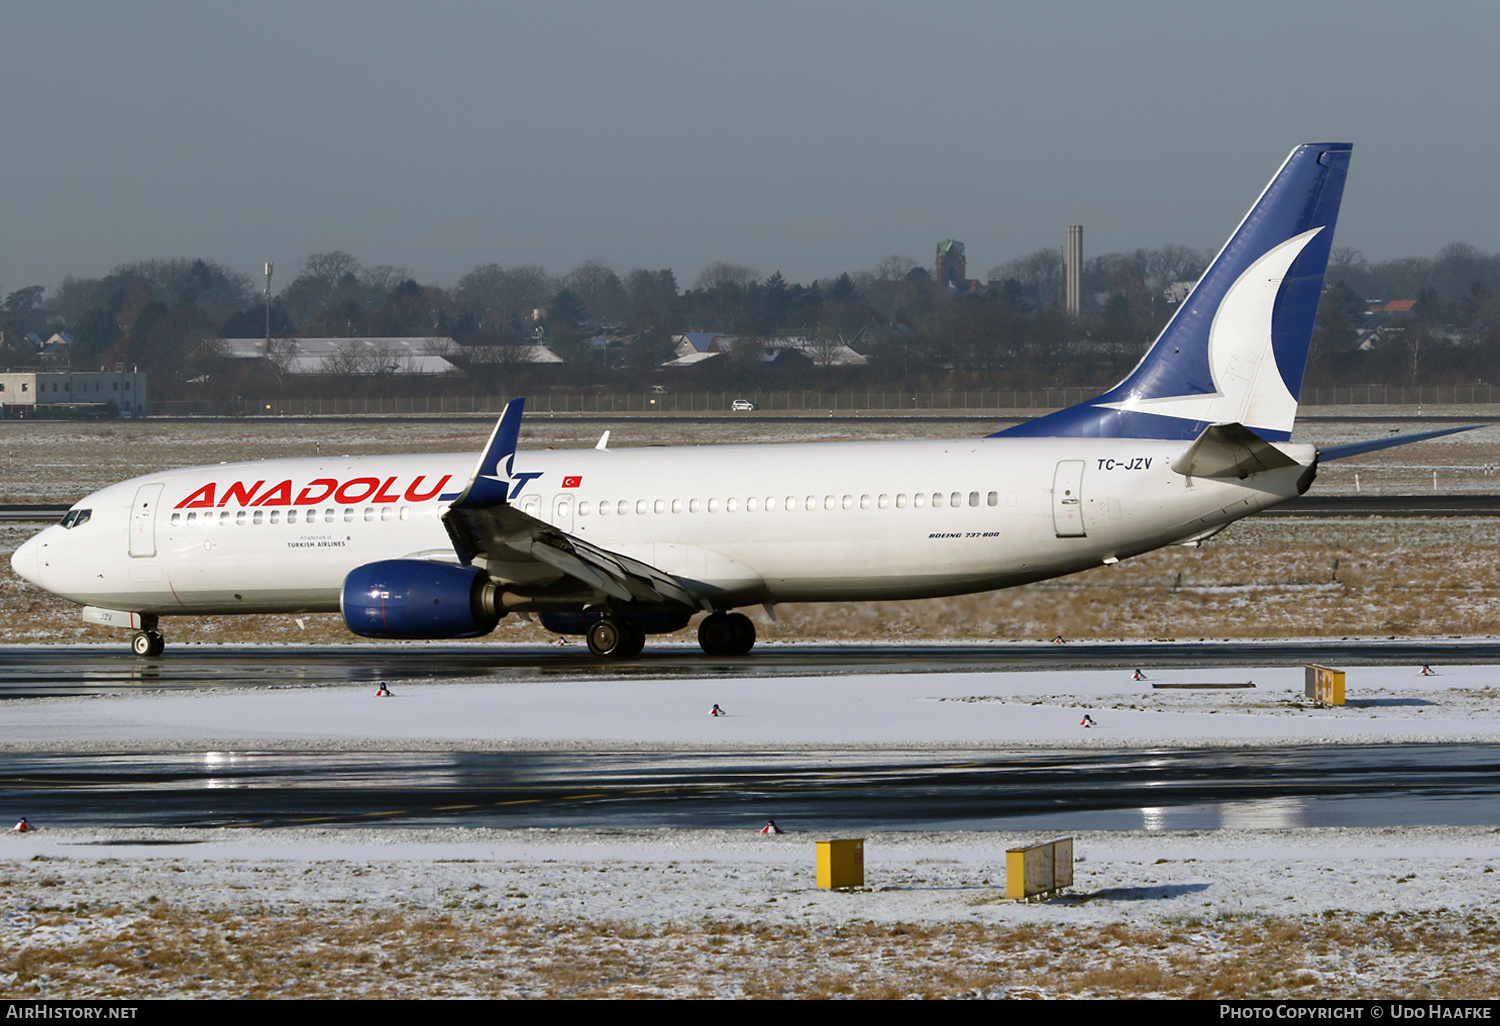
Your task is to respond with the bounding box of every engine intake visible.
[341,560,500,639]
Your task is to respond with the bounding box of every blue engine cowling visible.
[341,560,500,639]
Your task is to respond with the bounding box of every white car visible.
[731,399,759,411]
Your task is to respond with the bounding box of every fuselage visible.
[11,434,1315,619]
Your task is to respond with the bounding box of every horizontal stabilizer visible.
[1318,424,1485,462]
[1172,422,1301,479]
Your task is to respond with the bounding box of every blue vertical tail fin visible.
[997,143,1352,442]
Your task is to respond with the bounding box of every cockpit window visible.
[59,509,92,529]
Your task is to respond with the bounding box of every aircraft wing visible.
[438,399,703,609]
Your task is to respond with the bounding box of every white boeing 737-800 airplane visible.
[7,143,1472,658]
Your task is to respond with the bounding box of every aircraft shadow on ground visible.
[1060,883,1211,903]
[1343,698,1440,708]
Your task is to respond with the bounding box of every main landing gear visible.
[698,611,755,656]
[580,610,757,658]
[131,630,164,658]
[585,616,647,659]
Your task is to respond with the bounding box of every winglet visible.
[450,398,525,510]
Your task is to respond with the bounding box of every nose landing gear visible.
[131,630,164,657]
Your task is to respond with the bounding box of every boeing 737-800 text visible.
[8,143,1472,658]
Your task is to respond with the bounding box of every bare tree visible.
[874,255,920,281]
[454,264,555,327]
[263,337,299,379]
[564,260,626,322]
[320,341,373,376]
[359,264,416,301]
[694,262,759,291]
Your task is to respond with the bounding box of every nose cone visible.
[11,533,42,587]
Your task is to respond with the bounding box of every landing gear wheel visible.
[619,618,647,658]
[698,611,755,656]
[586,616,644,659]
[131,631,164,658]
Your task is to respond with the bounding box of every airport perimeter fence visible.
[149,383,1500,418]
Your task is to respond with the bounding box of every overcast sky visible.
[4,1,1497,297]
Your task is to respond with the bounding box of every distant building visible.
[935,240,983,294]
[0,369,147,417]
[661,333,866,369]
[1065,224,1083,318]
[1363,299,1418,329]
[213,337,463,375]
[661,333,736,368]
[1163,280,1196,305]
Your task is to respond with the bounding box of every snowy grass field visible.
[5,664,1500,998]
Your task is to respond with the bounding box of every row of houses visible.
[209,333,867,378]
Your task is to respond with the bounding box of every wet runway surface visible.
[8,744,1500,833]
[2,640,1498,699]
[7,643,1500,834]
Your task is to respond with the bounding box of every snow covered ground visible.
[2,657,1496,748]
[5,658,1500,997]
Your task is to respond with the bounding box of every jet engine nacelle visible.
[341,559,501,639]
